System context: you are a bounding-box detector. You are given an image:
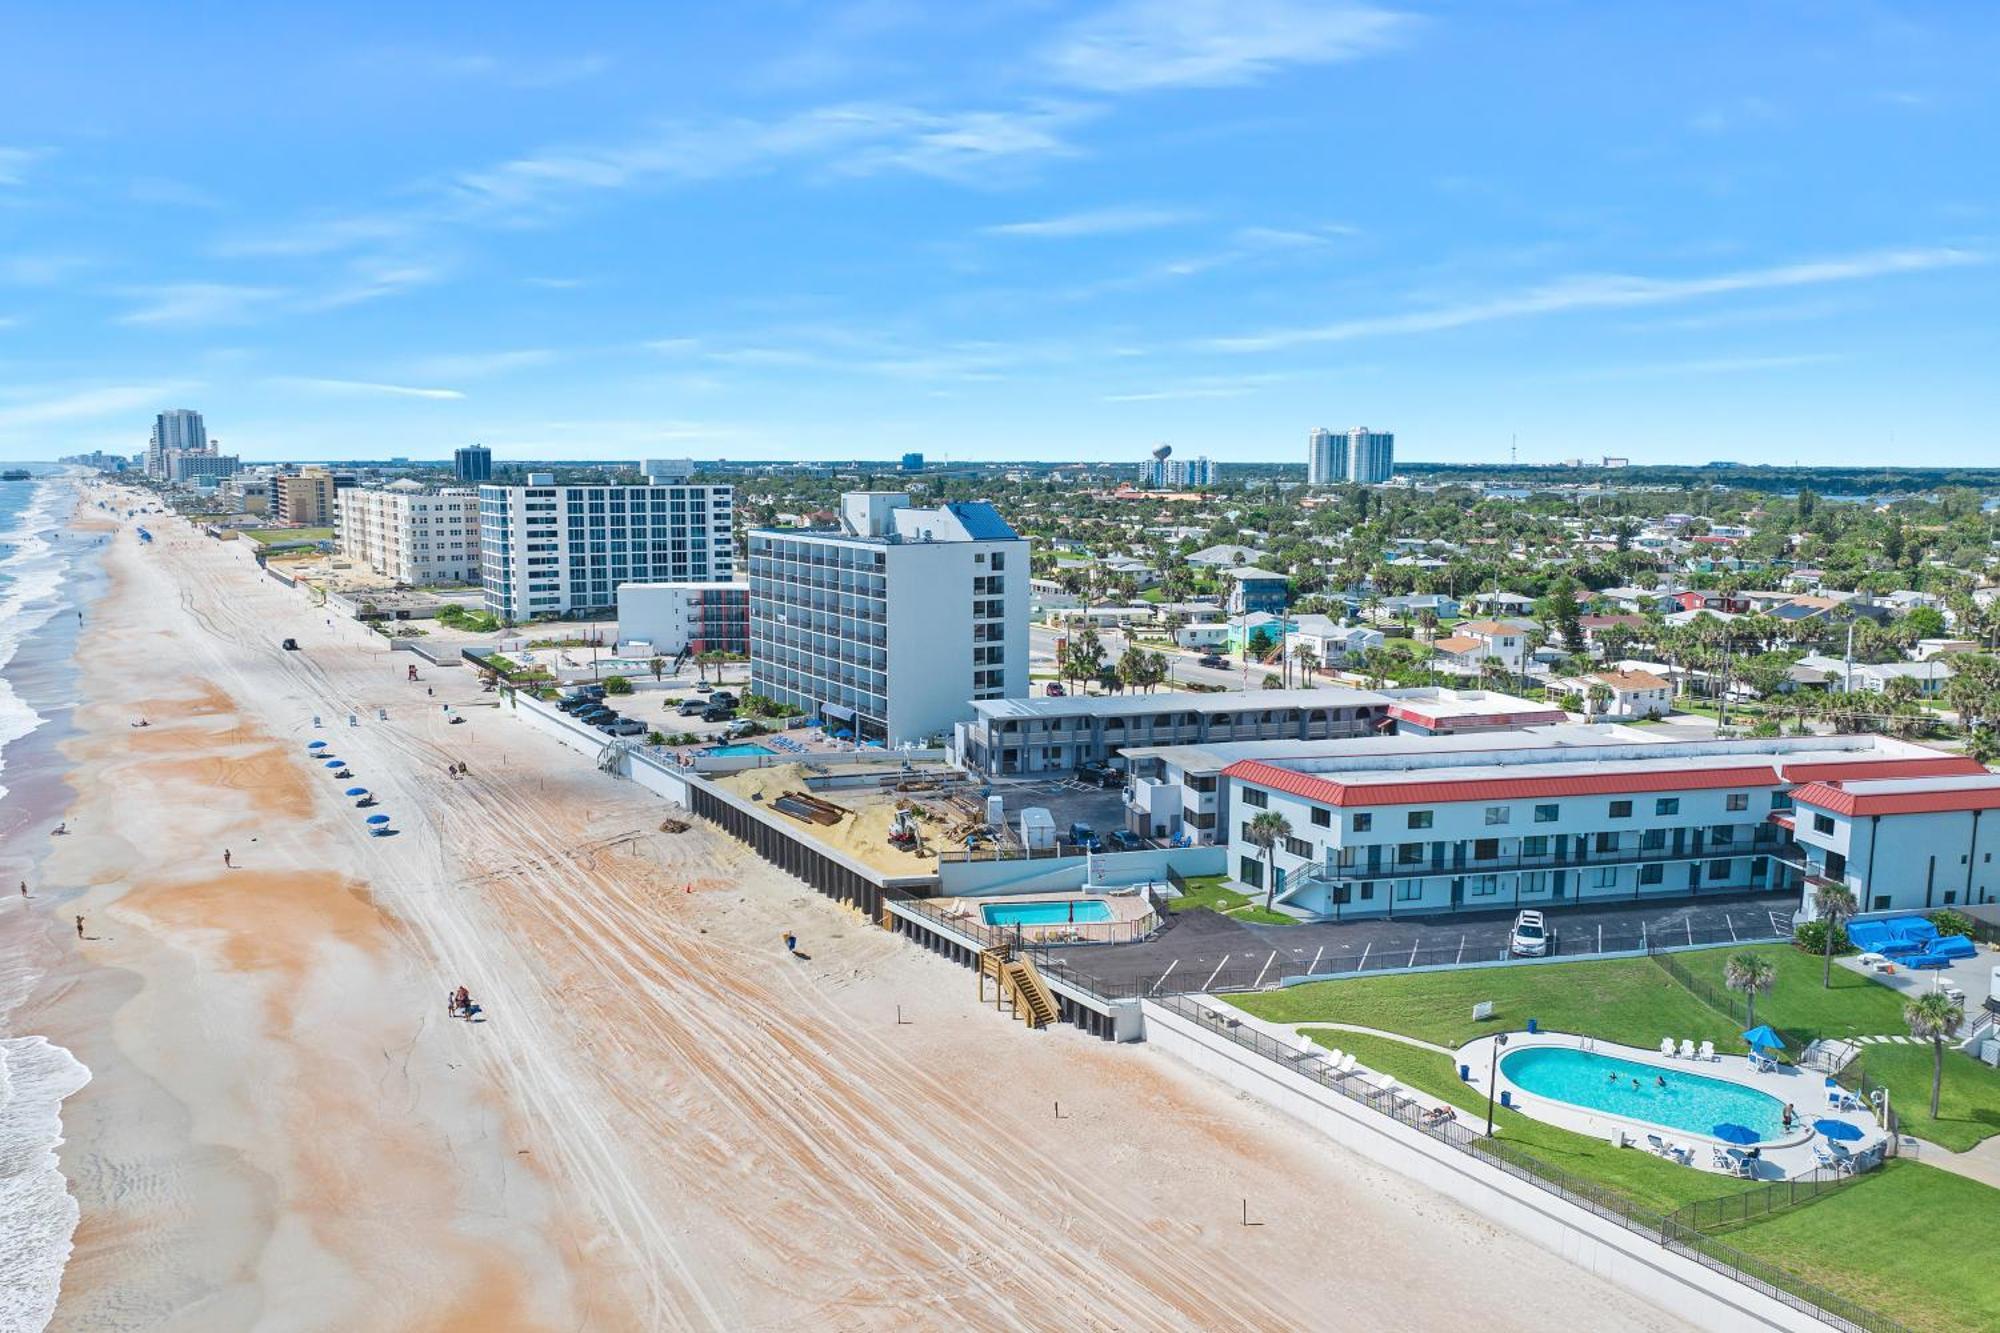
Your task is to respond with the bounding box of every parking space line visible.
[1148,958,1179,995]
[1253,951,1277,988]
[1726,914,1738,942]
[1407,941,1419,967]
[1686,918,1694,947]
[1310,945,1325,975]
[1202,954,1230,991]
[1456,934,1466,964]
[1357,942,1371,971]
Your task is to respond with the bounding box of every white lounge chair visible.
[1660,1037,1677,1057]
[1645,1133,1671,1157]
[1678,1039,1697,1060]
[1813,1146,1838,1172]
[1698,1039,1716,1062]
[1337,1052,1358,1076]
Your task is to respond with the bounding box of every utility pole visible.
[1844,621,1856,695]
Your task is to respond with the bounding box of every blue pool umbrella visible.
[1741,1025,1785,1052]
[1814,1118,1864,1143]
[366,814,390,825]
[1711,1122,1760,1145]
[344,787,368,796]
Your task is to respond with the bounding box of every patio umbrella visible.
[1711,1122,1760,1145]
[366,814,390,825]
[1813,1118,1864,1143]
[344,787,368,796]
[1741,1025,1785,1052]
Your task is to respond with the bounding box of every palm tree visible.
[1585,681,1614,718]
[648,655,666,682]
[1244,810,1294,911]
[1905,990,1966,1119]
[1811,884,1858,989]
[1293,643,1320,684]
[1724,951,1777,1029]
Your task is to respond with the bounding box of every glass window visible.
[1593,867,1617,888]
[1609,800,1632,818]
[1534,804,1559,823]
[1640,863,1664,885]
[1311,806,1331,827]
[1397,842,1424,865]
[1469,875,1498,897]
[1523,835,1549,856]
[1771,791,1793,811]
[1484,806,1511,825]
[1709,859,1733,880]
[1655,798,1680,816]
[1813,813,1836,835]
[1408,810,1433,830]
[1726,793,1750,812]
[1243,787,1268,809]
[1396,880,1422,902]
[1352,813,1372,833]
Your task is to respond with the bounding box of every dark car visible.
[1106,829,1145,852]
[1075,760,1122,789]
[709,690,738,708]
[1197,653,1227,669]
[576,683,607,700]
[1067,822,1102,852]
[576,706,615,724]
[558,695,593,713]
[701,704,735,723]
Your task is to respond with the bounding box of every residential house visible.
[1223,566,1290,616]
[1557,668,1673,720]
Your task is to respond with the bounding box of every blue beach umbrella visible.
[1711,1122,1760,1145]
[366,814,390,825]
[323,758,346,768]
[344,787,368,796]
[1741,1025,1785,1052]
[307,740,327,750]
[1813,1118,1864,1143]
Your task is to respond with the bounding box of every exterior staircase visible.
[1000,956,1059,1029]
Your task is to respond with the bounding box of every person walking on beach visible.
[223,848,232,869]
[454,985,470,1018]
[783,931,797,955]
[19,881,26,901]
[75,915,84,939]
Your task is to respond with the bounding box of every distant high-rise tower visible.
[1307,427,1345,484]
[901,452,924,473]
[453,443,493,483]
[148,408,207,477]
[1346,428,1395,484]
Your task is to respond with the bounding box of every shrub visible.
[1792,919,1852,956]
[1930,908,1975,939]
[602,675,634,695]
[646,730,666,745]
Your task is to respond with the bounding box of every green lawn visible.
[1169,874,1295,926]
[1721,1161,2000,1333]
[248,526,333,544]
[1845,1041,2000,1152]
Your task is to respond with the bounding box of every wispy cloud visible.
[1205,246,1985,351]
[0,382,198,430]
[982,205,1194,239]
[1103,373,1286,402]
[1044,0,1409,93]
[304,258,448,310]
[0,147,51,187]
[405,349,556,379]
[349,48,611,89]
[272,376,466,401]
[0,253,91,286]
[115,283,285,328]
[1556,353,1842,384]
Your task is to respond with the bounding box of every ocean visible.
[0,465,96,1333]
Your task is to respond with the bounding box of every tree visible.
[1811,884,1858,989]
[1244,810,1294,911]
[1059,627,1105,691]
[648,655,666,682]
[1904,990,1965,1119]
[602,675,634,695]
[1292,643,1320,683]
[1585,681,1614,718]
[1724,951,1776,1029]
[1262,671,1284,689]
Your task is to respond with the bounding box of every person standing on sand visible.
[783,931,797,954]
[19,881,26,900]
[75,915,84,939]
[223,848,232,868]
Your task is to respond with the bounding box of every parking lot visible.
[1033,891,1800,998]
[984,775,1131,847]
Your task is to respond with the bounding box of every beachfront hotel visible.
[747,491,1028,746]
[477,472,734,622]
[335,482,481,586]
[1215,734,1982,918]
[614,581,750,658]
[1786,772,2000,912]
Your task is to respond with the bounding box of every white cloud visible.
[0,382,197,430]
[1044,0,1409,93]
[304,258,447,310]
[0,254,89,286]
[115,283,285,327]
[272,377,466,401]
[1205,246,1985,351]
[983,206,1194,238]
[1557,354,1841,384]
[405,349,556,379]
[0,147,50,187]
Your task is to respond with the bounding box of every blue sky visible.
[0,1,1995,465]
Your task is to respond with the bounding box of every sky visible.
[0,1,1995,466]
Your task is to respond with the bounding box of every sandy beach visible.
[9,491,1690,1331]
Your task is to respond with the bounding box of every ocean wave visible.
[0,476,78,809]
[0,1036,91,1333]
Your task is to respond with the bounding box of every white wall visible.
[936,845,1225,897]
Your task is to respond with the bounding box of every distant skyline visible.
[0,3,1995,465]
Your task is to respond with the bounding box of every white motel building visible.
[1219,735,1981,919]
[1786,773,2000,913]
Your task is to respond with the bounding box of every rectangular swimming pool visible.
[981,899,1113,927]
[703,743,774,757]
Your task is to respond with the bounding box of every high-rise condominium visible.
[147,408,208,477]
[453,444,492,483]
[1307,427,1394,485]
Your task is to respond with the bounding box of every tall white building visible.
[477,475,733,621]
[748,491,1028,745]
[1141,455,1215,488]
[168,452,239,484]
[1307,427,1394,485]
[338,482,482,585]
[147,409,208,477]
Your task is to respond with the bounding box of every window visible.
[1243,787,1268,809]
[1812,813,1836,836]
[1711,827,1735,846]
[1408,810,1433,830]
[1726,793,1749,812]
[1396,880,1422,902]
[1770,791,1793,811]
[1655,798,1680,816]
[1239,857,1264,888]
[1484,806,1511,825]
[1595,832,1618,853]
[1397,842,1425,865]
[1284,836,1314,859]
[1609,800,1633,818]
[1523,835,1549,857]
[1352,813,1372,833]
[1640,863,1664,885]
[1709,859,1733,881]
[1469,875,1498,897]
[1592,867,1617,888]
[1310,806,1331,828]
[1534,804,1559,823]
[1473,838,1500,861]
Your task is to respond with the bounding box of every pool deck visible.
[931,890,1156,944]
[1458,1032,1887,1180]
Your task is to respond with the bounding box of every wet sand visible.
[16,491,1690,1331]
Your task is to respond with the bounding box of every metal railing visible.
[882,885,1164,948]
[1156,993,1908,1333]
[1647,946,1812,1054]
[1664,1168,1860,1235]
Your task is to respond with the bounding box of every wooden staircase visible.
[1000,956,1059,1029]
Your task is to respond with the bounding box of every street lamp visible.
[1484,1033,1511,1137]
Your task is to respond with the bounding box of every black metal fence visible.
[1647,946,1811,1053]
[883,885,1164,949]
[1156,993,1909,1333]
[1665,1168,1857,1235]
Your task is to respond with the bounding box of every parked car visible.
[724,719,759,738]
[576,706,615,724]
[575,683,606,700]
[676,698,709,716]
[1197,653,1227,669]
[701,704,735,723]
[708,691,738,708]
[1075,760,1121,789]
[1044,682,1066,697]
[1106,829,1144,851]
[1067,822,1102,851]
[1510,910,1552,958]
[607,719,647,736]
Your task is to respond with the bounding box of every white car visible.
[1509,910,1551,958]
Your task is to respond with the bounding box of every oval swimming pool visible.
[1501,1045,1789,1142]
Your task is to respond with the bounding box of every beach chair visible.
[1709,1145,1735,1171]
[1659,1037,1677,1058]
[1678,1039,1697,1060]
[1337,1052,1359,1077]
[1645,1133,1672,1157]
[1698,1040,1716,1062]
[1813,1146,1838,1172]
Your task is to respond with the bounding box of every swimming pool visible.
[1501,1046,1789,1142]
[703,743,774,757]
[982,899,1114,927]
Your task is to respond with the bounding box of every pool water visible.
[703,743,774,757]
[982,899,1114,927]
[1501,1046,1789,1142]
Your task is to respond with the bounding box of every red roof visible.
[1789,776,2000,817]
[1224,754,1984,809]
[1387,702,1569,731]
